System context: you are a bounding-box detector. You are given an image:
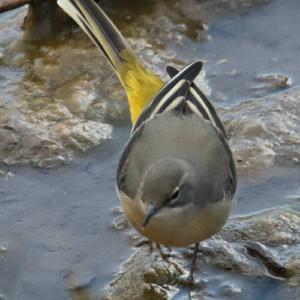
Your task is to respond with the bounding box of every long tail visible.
[57,0,163,123]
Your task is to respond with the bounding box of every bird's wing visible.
[166,65,227,138]
[118,60,235,199]
[117,111,235,201]
[57,0,163,123]
[132,61,203,133]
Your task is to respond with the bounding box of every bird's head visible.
[139,157,196,228]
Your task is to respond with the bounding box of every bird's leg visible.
[134,239,152,248]
[149,241,154,254]
[156,243,171,262]
[187,242,200,283]
[134,239,154,255]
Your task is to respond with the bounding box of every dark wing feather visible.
[166,65,227,138]
[132,60,202,133]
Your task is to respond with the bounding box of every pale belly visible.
[118,191,234,247]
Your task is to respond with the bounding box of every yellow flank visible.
[118,51,164,124]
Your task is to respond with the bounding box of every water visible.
[184,0,300,103]
[0,127,131,299]
[0,0,299,299]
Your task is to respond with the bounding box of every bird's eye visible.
[171,188,179,199]
[167,187,180,204]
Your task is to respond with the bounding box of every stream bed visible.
[0,0,299,299]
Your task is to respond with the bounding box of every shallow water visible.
[0,127,131,299]
[0,0,300,299]
[175,0,300,103]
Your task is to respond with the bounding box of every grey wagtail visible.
[58,0,236,280]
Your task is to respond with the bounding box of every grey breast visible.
[117,111,234,206]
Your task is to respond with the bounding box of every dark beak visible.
[142,205,158,228]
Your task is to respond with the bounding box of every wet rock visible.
[255,74,293,88]
[102,247,184,300]
[52,120,112,152]
[245,241,289,277]
[0,48,4,63]
[0,128,18,152]
[0,103,112,167]
[112,215,129,231]
[251,74,293,97]
[0,37,116,167]
[0,6,129,168]
[0,244,8,257]
[106,206,300,299]
[224,88,300,172]
[201,208,300,280]
[220,282,242,297]
[1,170,14,180]
[66,271,96,300]
[286,253,300,286]
[190,278,242,300]
[110,207,124,216]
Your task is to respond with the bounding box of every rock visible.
[112,215,129,231]
[286,254,300,286]
[251,74,293,97]
[220,282,242,297]
[202,208,300,280]
[0,244,8,256]
[102,247,185,300]
[105,206,300,299]
[0,79,112,167]
[224,88,300,173]
[65,272,93,300]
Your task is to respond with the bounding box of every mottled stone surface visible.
[105,207,300,299]
[224,88,300,173]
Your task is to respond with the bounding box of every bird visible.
[117,61,236,280]
[58,0,236,281]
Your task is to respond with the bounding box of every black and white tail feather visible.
[57,0,130,71]
[132,61,227,138]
